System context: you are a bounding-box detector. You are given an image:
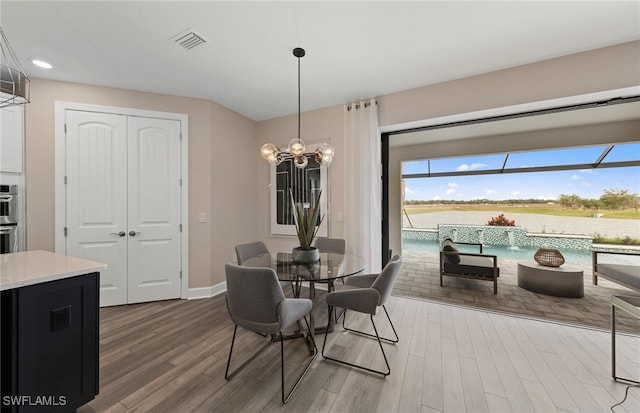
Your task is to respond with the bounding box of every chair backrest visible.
[235,241,269,265]
[225,263,285,326]
[314,237,346,254]
[371,255,403,306]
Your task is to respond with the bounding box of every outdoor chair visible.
[321,255,402,376]
[224,263,317,403]
[439,237,500,294]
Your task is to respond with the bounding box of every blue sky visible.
[402,143,640,201]
[403,167,640,201]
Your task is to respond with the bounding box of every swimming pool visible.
[402,238,592,265]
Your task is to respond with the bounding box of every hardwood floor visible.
[78,294,640,413]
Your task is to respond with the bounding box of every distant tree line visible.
[405,188,639,210]
[404,198,548,205]
[558,189,639,210]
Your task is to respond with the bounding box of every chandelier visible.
[261,47,334,169]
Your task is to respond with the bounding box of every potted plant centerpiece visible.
[289,189,324,263]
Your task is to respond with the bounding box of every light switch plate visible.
[199,212,207,223]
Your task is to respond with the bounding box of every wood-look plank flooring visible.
[78,294,640,413]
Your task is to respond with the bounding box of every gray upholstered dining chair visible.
[313,237,347,289]
[235,241,293,292]
[224,263,317,403]
[234,241,269,265]
[313,237,346,254]
[321,255,402,376]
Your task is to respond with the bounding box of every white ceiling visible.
[2,1,639,121]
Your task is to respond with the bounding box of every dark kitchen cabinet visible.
[1,272,99,413]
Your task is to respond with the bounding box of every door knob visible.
[129,231,138,236]
[110,231,126,237]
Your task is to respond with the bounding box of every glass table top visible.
[242,252,366,282]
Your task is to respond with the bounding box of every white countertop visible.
[0,250,107,291]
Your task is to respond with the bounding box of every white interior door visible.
[126,116,181,303]
[65,111,182,306]
[66,111,129,306]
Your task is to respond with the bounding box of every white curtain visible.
[344,98,382,272]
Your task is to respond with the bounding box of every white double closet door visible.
[65,110,182,306]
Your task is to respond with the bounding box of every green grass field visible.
[403,205,640,219]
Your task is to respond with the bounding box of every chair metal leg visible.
[226,318,317,404]
[342,305,399,344]
[334,307,345,324]
[281,316,317,403]
[225,325,272,380]
[322,306,391,376]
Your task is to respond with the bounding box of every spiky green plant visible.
[289,189,324,249]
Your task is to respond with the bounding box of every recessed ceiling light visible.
[31,59,53,69]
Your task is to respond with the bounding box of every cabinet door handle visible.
[110,231,126,237]
[129,231,139,237]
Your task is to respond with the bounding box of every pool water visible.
[402,238,592,265]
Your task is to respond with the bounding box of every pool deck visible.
[395,250,640,335]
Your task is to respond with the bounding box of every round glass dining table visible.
[242,251,366,336]
[242,251,366,284]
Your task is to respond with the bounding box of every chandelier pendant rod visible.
[297,52,301,141]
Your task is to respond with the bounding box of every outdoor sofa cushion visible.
[596,263,640,290]
[440,237,460,264]
[443,254,500,279]
[592,251,640,292]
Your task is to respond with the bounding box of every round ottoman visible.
[517,261,584,298]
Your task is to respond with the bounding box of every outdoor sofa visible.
[592,250,640,292]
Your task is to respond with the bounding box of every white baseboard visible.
[185,282,227,300]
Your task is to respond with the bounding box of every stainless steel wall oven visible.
[0,184,18,253]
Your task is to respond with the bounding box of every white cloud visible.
[486,189,497,195]
[456,163,489,171]
[511,191,521,197]
[571,174,582,180]
[433,195,441,201]
[405,187,415,194]
[470,163,489,170]
[446,188,456,196]
[448,182,458,188]
[581,181,592,187]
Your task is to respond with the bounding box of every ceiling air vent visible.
[171,29,207,50]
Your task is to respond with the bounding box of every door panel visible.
[66,111,128,306]
[127,117,181,303]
